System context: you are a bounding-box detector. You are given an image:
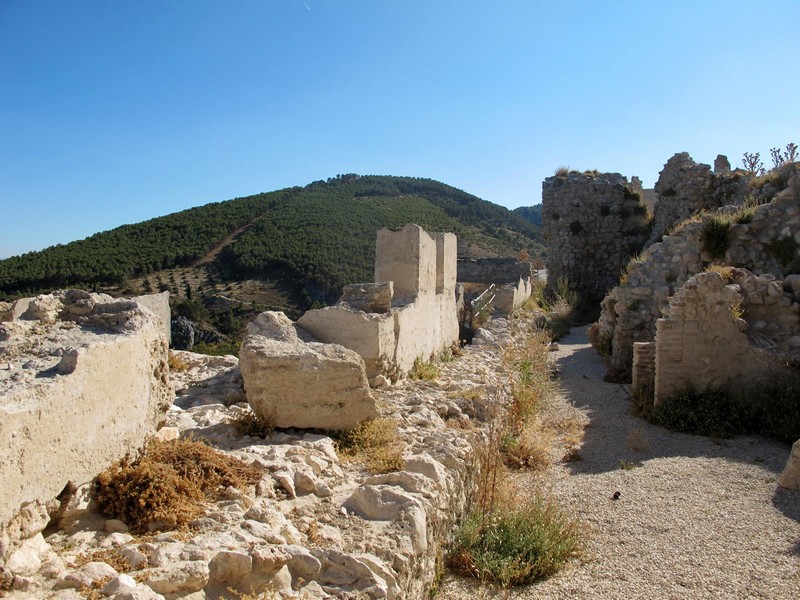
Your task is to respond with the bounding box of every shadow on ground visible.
[552,326,795,483]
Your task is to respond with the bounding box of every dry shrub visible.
[167,351,189,372]
[74,548,134,573]
[501,425,553,471]
[627,426,650,453]
[332,418,405,474]
[93,439,262,533]
[229,406,274,438]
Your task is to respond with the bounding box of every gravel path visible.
[439,325,800,599]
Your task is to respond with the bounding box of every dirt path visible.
[194,213,266,266]
[439,325,800,599]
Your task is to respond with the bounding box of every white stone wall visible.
[299,224,459,381]
[0,292,173,564]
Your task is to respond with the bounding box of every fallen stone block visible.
[239,311,377,430]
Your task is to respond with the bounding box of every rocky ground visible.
[438,325,800,599]
[1,316,535,600]
[6,319,798,599]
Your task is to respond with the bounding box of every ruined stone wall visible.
[651,272,788,402]
[0,291,173,565]
[457,258,533,284]
[298,224,459,382]
[648,152,752,243]
[593,164,800,380]
[493,277,533,315]
[542,171,650,306]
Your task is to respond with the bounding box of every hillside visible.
[513,204,542,227]
[0,175,542,313]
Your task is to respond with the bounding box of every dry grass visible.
[73,548,134,573]
[627,426,650,453]
[93,438,262,533]
[228,406,274,438]
[445,318,585,588]
[167,351,189,372]
[332,418,406,474]
[705,263,735,282]
[408,356,441,381]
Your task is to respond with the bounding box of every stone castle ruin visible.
[0,224,513,597]
[297,224,459,383]
[541,154,800,489]
[542,170,651,307]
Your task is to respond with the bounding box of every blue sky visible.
[1,0,798,258]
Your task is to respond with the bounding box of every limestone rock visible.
[140,560,209,594]
[208,550,252,585]
[239,311,377,430]
[102,573,138,595]
[59,561,118,589]
[778,439,800,490]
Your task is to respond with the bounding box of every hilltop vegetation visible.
[0,175,542,305]
[0,192,281,296]
[219,175,541,303]
[513,204,543,227]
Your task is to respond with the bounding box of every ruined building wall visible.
[648,152,752,243]
[457,258,533,284]
[542,171,650,306]
[593,164,800,380]
[650,272,788,403]
[298,224,459,381]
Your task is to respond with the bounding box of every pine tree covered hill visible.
[0,174,542,302]
[513,204,542,227]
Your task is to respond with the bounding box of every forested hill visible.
[0,174,542,302]
[513,204,542,227]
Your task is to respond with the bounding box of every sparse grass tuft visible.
[537,277,578,341]
[627,426,650,453]
[93,438,262,533]
[409,356,441,381]
[704,263,735,282]
[332,418,405,474]
[554,166,570,177]
[447,499,582,587]
[700,215,733,260]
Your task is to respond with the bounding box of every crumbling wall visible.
[0,291,173,566]
[648,152,752,243]
[542,171,650,306]
[457,258,533,284]
[298,224,459,383]
[651,272,790,403]
[493,277,533,315]
[593,165,800,380]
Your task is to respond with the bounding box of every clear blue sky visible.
[2,0,798,258]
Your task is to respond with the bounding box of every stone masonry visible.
[298,224,459,383]
[0,291,173,568]
[593,163,800,380]
[542,171,651,307]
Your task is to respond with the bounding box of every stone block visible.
[339,282,393,313]
[0,292,172,565]
[239,312,377,430]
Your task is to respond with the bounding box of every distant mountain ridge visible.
[0,175,542,304]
